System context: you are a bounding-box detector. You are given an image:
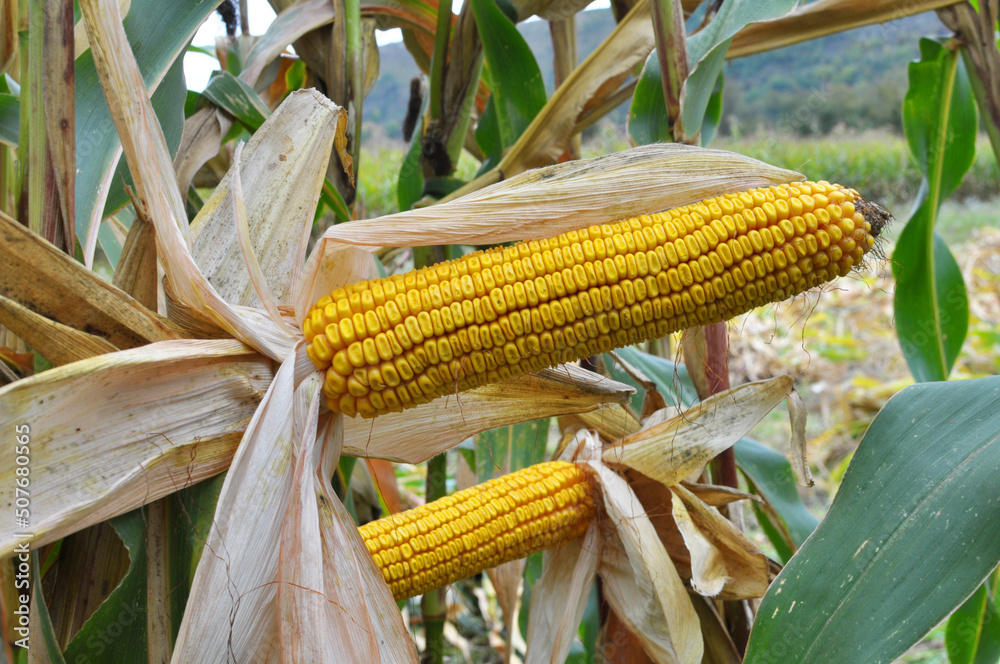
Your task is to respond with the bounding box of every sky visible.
[183,0,611,91]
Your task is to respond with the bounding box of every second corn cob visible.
[305,181,886,417]
[359,461,596,601]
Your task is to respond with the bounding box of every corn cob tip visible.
[854,194,892,240]
[305,181,887,418]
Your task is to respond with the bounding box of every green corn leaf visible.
[681,0,797,140]
[0,93,18,147]
[62,510,148,663]
[470,0,546,148]
[201,70,272,131]
[946,571,1000,664]
[893,38,976,382]
[744,376,1000,664]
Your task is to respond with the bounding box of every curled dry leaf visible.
[524,527,601,664]
[343,364,633,463]
[601,376,796,487]
[0,340,273,556]
[589,458,703,664]
[670,486,728,597]
[171,349,299,663]
[671,483,771,600]
[0,210,181,349]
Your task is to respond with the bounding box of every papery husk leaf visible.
[277,371,397,661]
[189,92,347,311]
[561,403,641,443]
[681,482,760,508]
[0,210,181,348]
[589,460,702,664]
[0,292,118,365]
[171,350,299,664]
[671,484,771,601]
[0,340,273,556]
[230,142,284,327]
[174,106,232,196]
[670,487,727,597]
[602,377,795,487]
[727,0,960,59]
[786,389,811,486]
[278,372,348,661]
[79,0,313,361]
[325,458,419,663]
[299,144,801,318]
[342,364,633,463]
[524,525,600,664]
[241,0,335,90]
[318,416,419,662]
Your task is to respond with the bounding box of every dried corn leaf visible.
[0,340,273,556]
[670,487,727,597]
[0,210,180,348]
[562,402,642,442]
[494,0,654,174]
[277,372,397,661]
[298,144,801,319]
[602,377,796,487]
[671,483,771,600]
[311,413,418,662]
[241,0,335,88]
[174,0,337,196]
[0,293,118,365]
[590,459,702,664]
[727,0,960,59]
[82,1,339,361]
[681,482,759,508]
[523,526,600,664]
[342,364,633,462]
[171,349,298,663]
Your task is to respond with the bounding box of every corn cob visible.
[306,181,885,417]
[359,461,595,601]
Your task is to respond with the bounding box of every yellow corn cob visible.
[305,181,886,417]
[359,461,595,601]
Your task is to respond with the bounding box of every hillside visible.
[364,9,947,143]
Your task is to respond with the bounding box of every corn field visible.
[0,0,998,662]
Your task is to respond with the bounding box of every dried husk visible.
[342,364,633,462]
[523,526,601,664]
[601,377,797,487]
[0,340,273,556]
[590,458,703,664]
[171,350,299,663]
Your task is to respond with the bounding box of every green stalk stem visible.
[650,0,688,141]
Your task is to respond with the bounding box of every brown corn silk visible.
[305,181,883,418]
[359,461,596,601]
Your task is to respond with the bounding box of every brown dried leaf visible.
[0,210,181,348]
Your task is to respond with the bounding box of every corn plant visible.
[0,0,998,662]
